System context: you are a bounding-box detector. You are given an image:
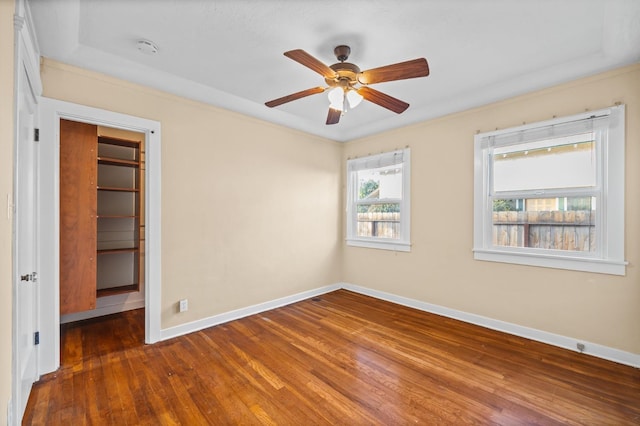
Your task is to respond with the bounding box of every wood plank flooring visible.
[23,290,640,425]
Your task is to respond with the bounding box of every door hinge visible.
[34,331,40,345]
[34,128,39,142]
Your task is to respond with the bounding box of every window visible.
[346,148,411,251]
[474,105,626,275]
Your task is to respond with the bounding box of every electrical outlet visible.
[179,299,188,313]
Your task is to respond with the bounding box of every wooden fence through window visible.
[493,210,596,251]
[357,212,400,239]
[355,210,595,250]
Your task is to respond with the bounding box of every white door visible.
[13,62,39,422]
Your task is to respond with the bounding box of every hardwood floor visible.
[23,290,640,425]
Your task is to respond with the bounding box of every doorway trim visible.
[38,97,161,374]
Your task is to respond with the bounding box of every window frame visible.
[346,148,411,252]
[473,105,626,275]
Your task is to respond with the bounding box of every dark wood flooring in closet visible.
[23,290,640,425]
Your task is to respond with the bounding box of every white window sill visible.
[347,238,411,252]
[473,248,627,276]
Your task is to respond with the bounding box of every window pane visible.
[492,197,596,252]
[357,164,403,200]
[493,137,596,192]
[356,203,400,239]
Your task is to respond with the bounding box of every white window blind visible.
[347,149,404,172]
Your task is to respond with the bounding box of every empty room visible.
[2,0,640,424]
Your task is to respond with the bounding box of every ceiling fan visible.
[265,45,429,125]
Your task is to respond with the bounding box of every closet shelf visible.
[98,136,140,149]
[97,186,139,192]
[97,247,139,255]
[97,284,139,298]
[98,156,139,167]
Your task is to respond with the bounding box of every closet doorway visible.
[59,121,146,321]
[38,98,162,375]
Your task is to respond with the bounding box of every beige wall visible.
[41,60,343,328]
[343,64,640,355]
[1,0,15,417]
[38,57,640,356]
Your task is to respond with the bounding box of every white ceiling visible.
[29,0,640,142]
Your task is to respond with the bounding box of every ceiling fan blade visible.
[358,58,429,85]
[284,49,336,79]
[357,87,409,114]
[326,108,341,125]
[265,87,325,108]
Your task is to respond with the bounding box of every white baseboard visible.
[60,294,145,324]
[154,281,639,368]
[160,284,341,341]
[341,283,640,369]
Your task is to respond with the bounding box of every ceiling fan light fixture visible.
[346,89,363,109]
[328,87,363,112]
[328,87,345,110]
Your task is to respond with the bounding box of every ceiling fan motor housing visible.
[326,62,361,88]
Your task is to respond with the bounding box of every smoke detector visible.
[137,39,158,54]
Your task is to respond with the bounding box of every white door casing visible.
[37,98,162,375]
